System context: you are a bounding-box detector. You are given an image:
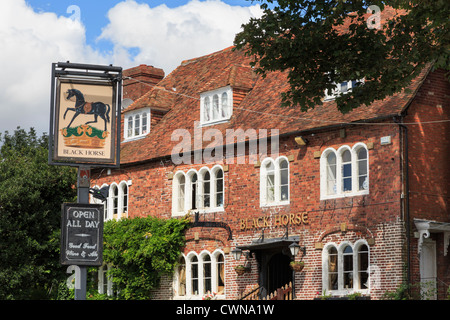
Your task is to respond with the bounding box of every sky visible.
[0,0,264,136]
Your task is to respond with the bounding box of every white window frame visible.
[320,143,369,200]
[260,156,290,207]
[173,250,226,300]
[200,86,233,126]
[172,166,225,217]
[92,181,131,221]
[322,240,370,296]
[123,107,151,141]
[98,263,114,296]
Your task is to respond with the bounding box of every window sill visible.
[260,200,290,208]
[171,207,225,217]
[199,118,231,127]
[122,134,148,143]
[320,190,369,201]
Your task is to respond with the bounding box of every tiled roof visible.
[119,7,430,165]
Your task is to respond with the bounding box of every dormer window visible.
[200,86,232,125]
[324,79,364,101]
[124,108,150,141]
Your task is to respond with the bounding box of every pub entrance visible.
[267,253,292,294]
[236,235,299,299]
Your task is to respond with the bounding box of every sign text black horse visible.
[63,89,111,131]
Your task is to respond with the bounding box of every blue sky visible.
[1,0,264,135]
[26,0,261,59]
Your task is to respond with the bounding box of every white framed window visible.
[324,79,364,101]
[124,107,150,141]
[200,86,232,126]
[322,240,370,295]
[320,143,369,200]
[172,166,225,216]
[260,156,290,206]
[92,181,131,221]
[98,263,114,296]
[174,250,226,299]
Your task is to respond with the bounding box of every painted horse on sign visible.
[63,89,111,131]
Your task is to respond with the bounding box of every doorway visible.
[420,239,437,299]
[266,253,292,294]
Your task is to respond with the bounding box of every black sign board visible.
[61,203,104,266]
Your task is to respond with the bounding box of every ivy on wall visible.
[102,215,190,300]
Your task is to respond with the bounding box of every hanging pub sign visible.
[49,62,122,167]
[60,203,104,266]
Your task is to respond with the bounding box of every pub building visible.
[91,9,450,300]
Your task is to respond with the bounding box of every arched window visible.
[124,108,151,140]
[172,167,225,216]
[200,86,233,125]
[322,241,370,295]
[320,143,369,199]
[175,251,226,299]
[118,181,129,219]
[261,157,290,206]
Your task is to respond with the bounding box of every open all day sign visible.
[60,203,104,266]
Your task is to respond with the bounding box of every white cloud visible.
[0,0,262,136]
[99,0,263,73]
[0,0,107,135]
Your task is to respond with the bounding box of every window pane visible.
[134,114,140,136]
[221,92,228,118]
[191,256,198,295]
[204,97,210,121]
[327,152,337,194]
[113,186,118,215]
[178,257,186,296]
[342,150,352,192]
[358,148,368,190]
[178,175,185,212]
[215,169,224,207]
[191,173,197,209]
[212,95,219,120]
[202,171,210,208]
[343,245,353,289]
[328,247,338,290]
[217,254,225,294]
[127,116,133,137]
[266,172,275,202]
[358,245,369,289]
[122,185,128,214]
[142,113,148,134]
[203,255,212,294]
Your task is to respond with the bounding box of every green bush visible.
[102,215,190,300]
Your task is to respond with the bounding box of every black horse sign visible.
[64,88,111,131]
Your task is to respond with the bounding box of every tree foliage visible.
[0,128,77,299]
[102,215,190,300]
[234,0,449,113]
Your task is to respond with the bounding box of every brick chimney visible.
[123,65,165,101]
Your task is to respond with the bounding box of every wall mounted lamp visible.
[295,136,308,146]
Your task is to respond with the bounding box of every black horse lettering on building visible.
[63,89,111,131]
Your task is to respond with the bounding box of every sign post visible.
[50,62,122,300]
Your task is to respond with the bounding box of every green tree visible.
[0,128,77,299]
[102,215,190,300]
[234,0,449,113]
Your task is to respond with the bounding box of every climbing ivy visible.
[102,215,190,300]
